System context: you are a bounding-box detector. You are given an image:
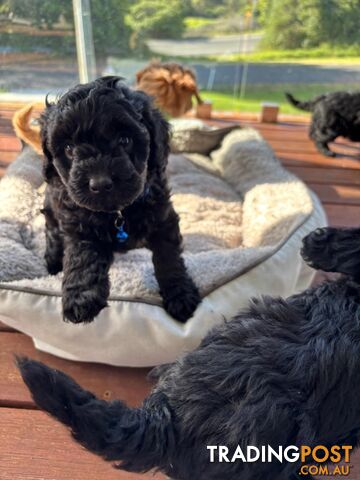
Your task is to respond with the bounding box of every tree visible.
[126,0,185,40]
[190,0,224,17]
[5,0,72,29]
[260,0,360,49]
[261,0,306,49]
[90,0,131,55]
[298,0,346,47]
[2,0,132,55]
[256,0,272,26]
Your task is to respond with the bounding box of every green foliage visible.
[255,0,272,26]
[126,0,185,40]
[90,0,131,55]
[6,0,72,29]
[261,0,306,49]
[0,0,73,53]
[201,45,360,63]
[1,0,131,55]
[184,16,215,29]
[0,0,10,14]
[260,0,360,49]
[190,0,224,18]
[189,0,247,18]
[2,0,360,58]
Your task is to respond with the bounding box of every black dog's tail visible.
[285,92,326,112]
[17,357,175,473]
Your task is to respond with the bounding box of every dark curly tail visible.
[285,92,326,112]
[17,357,175,473]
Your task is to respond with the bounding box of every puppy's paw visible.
[323,150,337,158]
[62,290,107,324]
[303,227,360,276]
[301,227,329,268]
[162,278,201,323]
[301,227,336,271]
[315,142,337,158]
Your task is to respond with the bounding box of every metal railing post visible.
[72,0,97,83]
[239,0,258,99]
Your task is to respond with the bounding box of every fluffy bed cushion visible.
[0,126,327,366]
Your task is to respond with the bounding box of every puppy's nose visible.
[89,176,113,194]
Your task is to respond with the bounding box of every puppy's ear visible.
[95,75,126,89]
[39,103,56,181]
[133,91,170,174]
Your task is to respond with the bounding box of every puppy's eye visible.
[118,137,131,145]
[64,144,74,159]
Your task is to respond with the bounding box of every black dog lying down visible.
[19,227,360,480]
[40,76,200,323]
[286,91,360,157]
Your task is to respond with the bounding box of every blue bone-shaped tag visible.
[115,214,128,243]
[116,226,128,243]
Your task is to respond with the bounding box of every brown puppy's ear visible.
[132,90,171,175]
[12,103,43,154]
[39,102,56,181]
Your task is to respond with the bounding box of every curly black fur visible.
[40,76,200,323]
[286,91,360,157]
[18,226,360,479]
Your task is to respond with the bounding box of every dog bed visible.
[0,123,327,366]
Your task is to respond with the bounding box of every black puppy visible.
[18,226,360,479]
[40,76,200,323]
[286,91,360,157]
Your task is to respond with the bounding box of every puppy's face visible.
[41,78,166,212]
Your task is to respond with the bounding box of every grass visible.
[156,43,360,65]
[184,17,216,30]
[183,15,255,38]
[200,83,360,114]
[214,44,360,64]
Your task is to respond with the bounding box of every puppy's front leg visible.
[147,208,201,323]
[43,206,64,275]
[62,239,113,323]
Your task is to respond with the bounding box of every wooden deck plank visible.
[3,121,354,144]
[276,141,360,157]
[210,118,310,130]
[0,108,43,119]
[0,150,19,163]
[1,324,360,478]
[323,204,359,227]
[0,332,152,408]
[287,166,360,187]
[7,152,360,176]
[279,152,360,170]
[243,122,358,145]
[0,136,22,151]
[0,408,165,480]
[308,184,360,206]
[1,407,360,480]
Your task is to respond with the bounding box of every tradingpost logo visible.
[207,445,353,476]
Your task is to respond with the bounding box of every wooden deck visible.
[0,104,359,479]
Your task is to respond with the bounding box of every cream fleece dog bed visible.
[0,124,327,366]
